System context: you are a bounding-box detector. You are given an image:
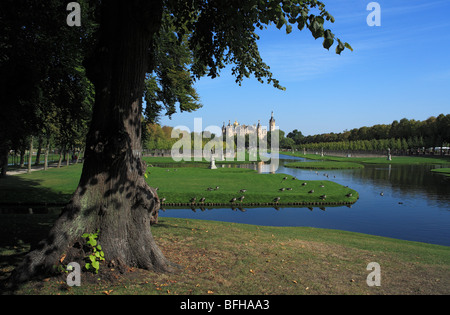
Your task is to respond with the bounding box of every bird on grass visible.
[308,190,314,194]
[273,197,281,203]
[160,197,166,203]
[286,188,292,191]
[320,195,327,200]
[239,189,247,193]
[279,188,285,192]
[230,197,237,203]
[302,182,307,186]
[345,193,352,197]
[199,197,206,203]
[239,196,245,202]
[215,186,220,190]
[190,197,196,204]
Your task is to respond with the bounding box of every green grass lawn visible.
[284,161,364,170]
[0,163,358,206]
[2,216,449,295]
[143,153,267,165]
[283,152,450,164]
[147,166,357,206]
[0,164,81,204]
[431,168,450,177]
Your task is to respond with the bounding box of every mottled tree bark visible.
[11,0,175,283]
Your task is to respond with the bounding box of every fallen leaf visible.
[102,290,113,295]
[59,254,66,263]
[249,269,255,274]
[292,280,298,284]
[207,290,214,294]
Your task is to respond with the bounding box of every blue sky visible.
[159,0,450,136]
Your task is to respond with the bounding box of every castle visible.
[221,111,276,140]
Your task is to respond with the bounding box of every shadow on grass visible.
[152,218,194,232]
[0,175,72,205]
[0,212,59,287]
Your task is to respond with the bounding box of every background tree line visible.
[283,114,450,154]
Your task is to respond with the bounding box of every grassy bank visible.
[146,167,357,206]
[281,151,450,165]
[431,168,450,177]
[1,216,449,295]
[285,161,364,170]
[0,164,81,204]
[0,163,359,206]
[143,153,267,166]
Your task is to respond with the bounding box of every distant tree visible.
[281,136,295,149]
[0,0,95,175]
[290,114,449,154]
[287,129,304,145]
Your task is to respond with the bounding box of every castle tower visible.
[269,111,275,132]
[257,120,263,139]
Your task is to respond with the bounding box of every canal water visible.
[160,154,450,246]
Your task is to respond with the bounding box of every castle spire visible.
[269,111,275,132]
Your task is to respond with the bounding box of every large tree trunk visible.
[11,0,173,284]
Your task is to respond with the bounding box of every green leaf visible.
[286,24,292,34]
[323,29,334,50]
[276,18,284,30]
[336,39,345,55]
[89,255,96,263]
[297,19,305,31]
[85,263,91,270]
[315,16,325,25]
[344,42,354,52]
[92,260,100,271]
[88,237,97,247]
[310,20,324,39]
[82,233,89,238]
